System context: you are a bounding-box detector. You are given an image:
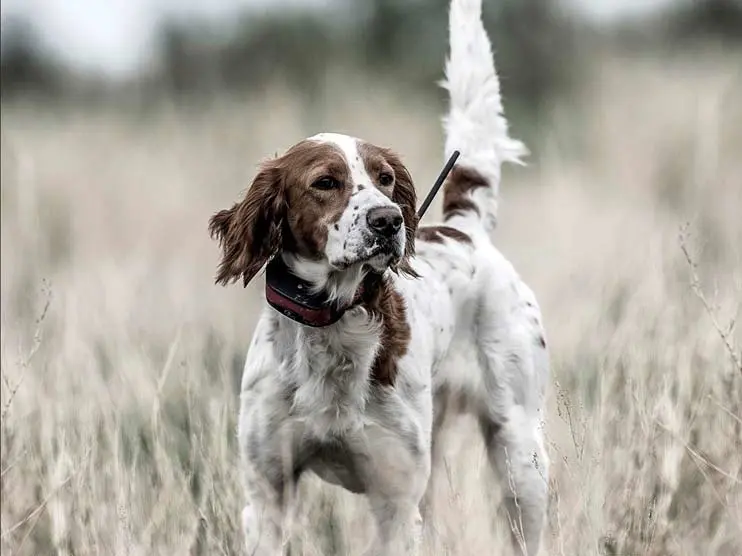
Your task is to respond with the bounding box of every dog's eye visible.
[312,176,341,190]
[379,173,394,187]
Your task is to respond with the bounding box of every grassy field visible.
[1,51,741,555]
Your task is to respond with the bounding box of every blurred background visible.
[2,0,742,129]
[1,1,741,555]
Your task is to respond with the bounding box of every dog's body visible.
[210,1,549,554]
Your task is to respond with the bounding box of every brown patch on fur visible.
[442,165,489,219]
[358,142,419,278]
[435,385,475,419]
[361,275,411,387]
[208,140,353,286]
[208,164,285,287]
[416,225,472,244]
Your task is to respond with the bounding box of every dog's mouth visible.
[332,240,402,272]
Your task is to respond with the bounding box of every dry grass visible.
[1,52,741,555]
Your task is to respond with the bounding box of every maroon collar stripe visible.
[264,257,368,327]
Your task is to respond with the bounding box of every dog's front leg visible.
[241,465,292,556]
[366,495,424,556]
[239,392,299,556]
[359,400,430,556]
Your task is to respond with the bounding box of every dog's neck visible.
[267,252,409,390]
[266,253,385,327]
[280,253,371,307]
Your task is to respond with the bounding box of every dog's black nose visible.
[367,206,403,237]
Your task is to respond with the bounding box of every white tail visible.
[441,0,527,232]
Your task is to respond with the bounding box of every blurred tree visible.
[157,12,343,100]
[0,16,64,99]
[3,0,739,107]
[352,0,578,116]
[158,22,221,96]
[612,0,742,52]
[218,14,339,94]
[152,0,579,118]
[668,0,742,43]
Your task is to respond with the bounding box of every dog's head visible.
[209,133,418,296]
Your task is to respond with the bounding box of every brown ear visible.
[386,151,419,278]
[208,162,285,287]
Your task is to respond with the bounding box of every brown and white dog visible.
[209,0,549,554]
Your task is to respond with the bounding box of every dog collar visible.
[265,257,378,327]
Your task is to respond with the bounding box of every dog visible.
[209,0,549,553]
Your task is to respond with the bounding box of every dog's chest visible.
[286,312,382,435]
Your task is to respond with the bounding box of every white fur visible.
[236,1,549,554]
[442,0,528,233]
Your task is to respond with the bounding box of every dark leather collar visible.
[265,257,381,327]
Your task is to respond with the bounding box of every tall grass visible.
[1,51,741,555]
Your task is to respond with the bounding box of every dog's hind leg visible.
[475,287,550,555]
[478,407,549,555]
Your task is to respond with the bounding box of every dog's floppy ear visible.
[385,150,419,278]
[209,161,285,287]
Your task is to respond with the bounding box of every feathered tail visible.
[440,0,527,233]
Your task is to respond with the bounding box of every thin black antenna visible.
[417,150,460,220]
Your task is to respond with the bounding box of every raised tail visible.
[441,0,527,233]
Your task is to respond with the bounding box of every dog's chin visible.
[331,243,402,274]
[366,247,405,273]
